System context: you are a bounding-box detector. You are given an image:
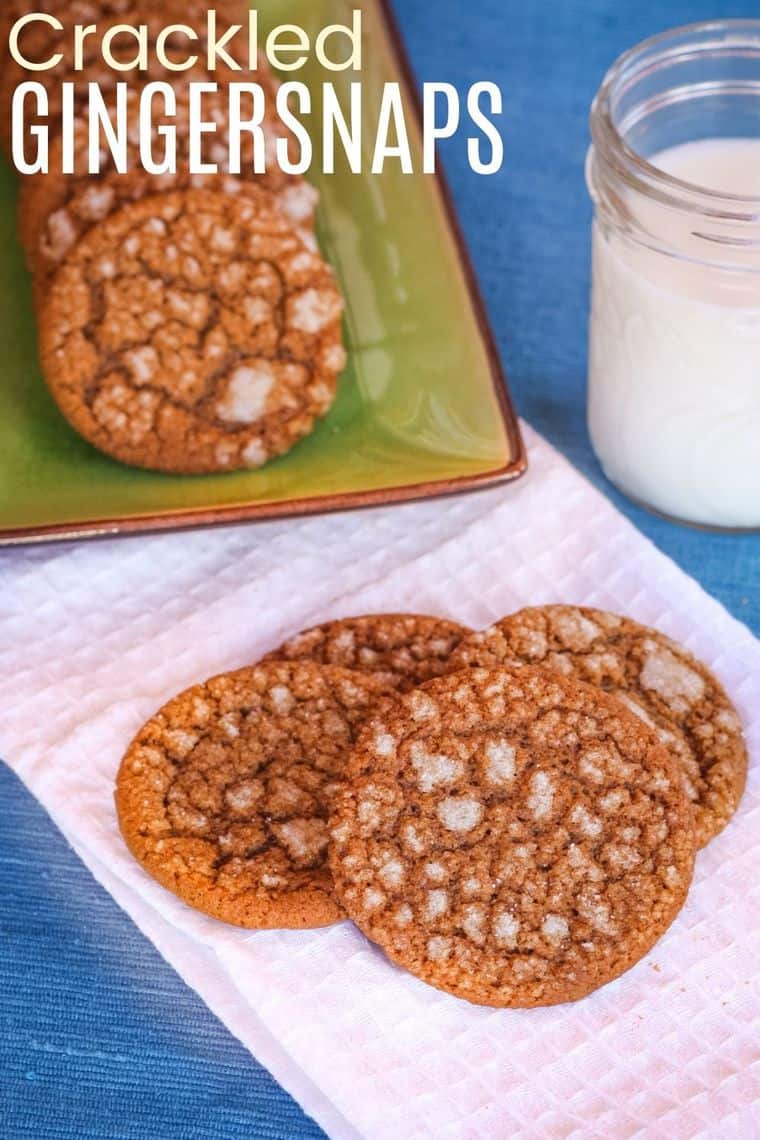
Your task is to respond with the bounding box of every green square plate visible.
[0,0,525,545]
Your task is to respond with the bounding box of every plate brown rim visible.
[0,0,527,548]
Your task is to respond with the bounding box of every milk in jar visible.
[587,22,760,529]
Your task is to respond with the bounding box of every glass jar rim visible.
[591,18,760,220]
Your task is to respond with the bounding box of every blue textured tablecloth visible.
[2,2,758,1137]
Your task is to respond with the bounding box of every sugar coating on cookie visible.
[18,90,316,291]
[39,189,346,473]
[449,606,747,848]
[116,661,390,929]
[266,614,471,692]
[329,667,695,1008]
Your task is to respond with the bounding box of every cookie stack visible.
[116,606,747,1009]
[4,1,346,473]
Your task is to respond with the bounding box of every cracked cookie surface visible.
[265,614,471,693]
[39,188,345,472]
[449,606,747,848]
[329,667,695,1008]
[116,661,392,929]
[18,90,316,295]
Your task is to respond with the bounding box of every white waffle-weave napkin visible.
[1,423,758,1139]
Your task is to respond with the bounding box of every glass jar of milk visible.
[586,21,760,530]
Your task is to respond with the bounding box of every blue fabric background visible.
[2,2,758,1137]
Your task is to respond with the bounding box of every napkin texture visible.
[1,423,758,1140]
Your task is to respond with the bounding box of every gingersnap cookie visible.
[39,188,346,473]
[1,1,138,71]
[1,0,246,67]
[265,614,472,693]
[116,661,392,929]
[1,2,254,152]
[17,88,316,293]
[448,606,747,848]
[330,667,695,1008]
